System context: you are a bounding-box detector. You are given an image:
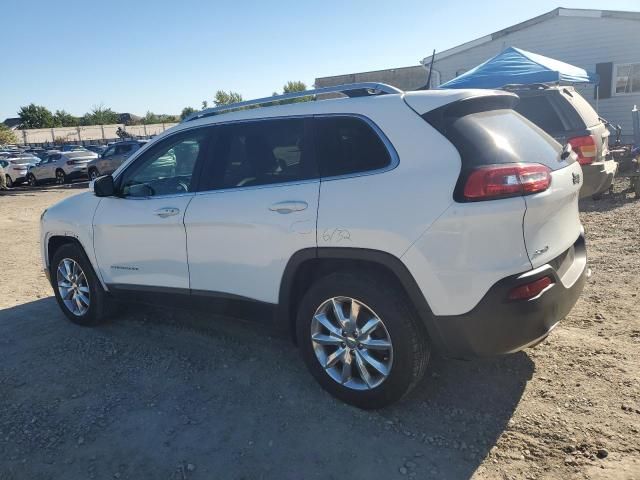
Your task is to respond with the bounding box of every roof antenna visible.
[419,50,436,90]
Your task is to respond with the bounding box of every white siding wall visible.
[433,14,640,141]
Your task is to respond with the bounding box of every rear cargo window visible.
[314,116,391,177]
[514,96,565,134]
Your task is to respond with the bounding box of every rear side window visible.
[563,89,600,127]
[514,96,565,134]
[202,118,315,191]
[314,116,391,177]
[435,109,561,170]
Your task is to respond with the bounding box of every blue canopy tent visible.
[438,47,599,89]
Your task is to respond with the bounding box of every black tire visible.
[5,175,13,188]
[55,169,67,185]
[27,173,38,187]
[88,168,99,181]
[50,243,115,326]
[296,272,430,409]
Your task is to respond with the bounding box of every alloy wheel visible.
[28,175,37,187]
[56,171,65,184]
[5,175,12,188]
[310,296,393,390]
[56,258,90,316]
[89,170,98,181]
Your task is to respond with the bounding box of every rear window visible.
[314,116,391,177]
[514,96,565,134]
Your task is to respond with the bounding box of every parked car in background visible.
[1,155,35,186]
[85,145,107,156]
[27,150,98,186]
[61,144,88,152]
[87,140,147,180]
[40,84,587,408]
[505,84,617,199]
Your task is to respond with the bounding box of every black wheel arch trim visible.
[277,247,448,350]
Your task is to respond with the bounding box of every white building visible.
[421,8,640,142]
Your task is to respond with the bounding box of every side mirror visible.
[94,175,115,197]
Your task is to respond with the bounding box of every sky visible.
[1,0,639,120]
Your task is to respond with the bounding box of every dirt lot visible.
[1,181,639,480]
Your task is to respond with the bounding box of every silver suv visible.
[87,140,147,180]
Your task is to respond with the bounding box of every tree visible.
[18,103,55,129]
[0,124,18,144]
[201,100,208,109]
[143,111,160,124]
[180,106,196,120]
[281,80,312,104]
[53,110,79,127]
[80,104,118,126]
[214,90,243,106]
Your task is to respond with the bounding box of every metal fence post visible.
[633,105,639,146]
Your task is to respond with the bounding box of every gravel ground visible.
[0,180,639,480]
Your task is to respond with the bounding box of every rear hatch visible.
[405,90,583,269]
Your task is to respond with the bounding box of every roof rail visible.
[502,83,552,91]
[183,82,403,122]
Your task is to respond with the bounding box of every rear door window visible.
[200,118,316,190]
[314,116,391,177]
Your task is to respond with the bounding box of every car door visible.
[92,127,212,290]
[98,145,117,174]
[184,117,319,304]
[42,154,60,180]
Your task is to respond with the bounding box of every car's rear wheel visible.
[296,272,430,409]
[89,168,99,181]
[5,175,13,188]
[55,169,67,185]
[51,243,115,326]
[27,173,38,187]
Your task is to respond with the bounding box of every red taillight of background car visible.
[508,276,555,301]
[463,163,552,201]
[568,135,597,165]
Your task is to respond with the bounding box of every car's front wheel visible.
[27,173,38,187]
[88,168,99,181]
[55,169,67,185]
[5,175,13,188]
[296,272,430,409]
[51,243,115,326]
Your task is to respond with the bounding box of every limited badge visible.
[572,172,581,185]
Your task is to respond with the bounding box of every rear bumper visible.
[430,234,587,358]
[580,159,617,198]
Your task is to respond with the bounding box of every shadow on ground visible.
[0,298,533,480]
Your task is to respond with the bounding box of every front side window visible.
[615,63,640,95]
[314,116,391,178]
[119,130,207,198]
[116,144,133,155]
[202,118,314,190]
[103,146,116,158]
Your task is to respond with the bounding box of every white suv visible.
[40,83,588,408]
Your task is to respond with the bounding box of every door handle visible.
[154,207,180,218]
[269,201,308,214]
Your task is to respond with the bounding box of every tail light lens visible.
[508,276,554,301]
[463,163,552,201]
[568,135,597,165]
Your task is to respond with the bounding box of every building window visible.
[614,63,640,95]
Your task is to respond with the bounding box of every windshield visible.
[65,151,94,159]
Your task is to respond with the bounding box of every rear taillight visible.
[508,276,554,301]
[568,135,596,165]
[463,163,552,201]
